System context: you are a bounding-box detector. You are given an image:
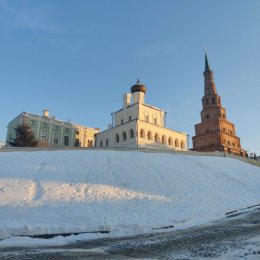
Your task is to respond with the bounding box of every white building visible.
[95,80,188,150]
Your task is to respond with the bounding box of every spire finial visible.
[205,52,210,71]
[137,78,140,84]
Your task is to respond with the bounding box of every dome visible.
[130,79,147,94]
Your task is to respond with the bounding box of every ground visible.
[0,208,259,259]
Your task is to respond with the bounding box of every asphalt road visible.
[1,208,260,260]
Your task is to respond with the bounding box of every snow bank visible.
[0,150,260,241]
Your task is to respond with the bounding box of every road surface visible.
[0,208,260,259]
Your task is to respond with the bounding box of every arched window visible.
[144,112,149,122]
[181,141,185,149]
[147,131,153,141]
[162,135,166,144]
[168,137,173,146]
[122,131,127,141]
[116,134,120,143]
[154,133,160,142]
[153,115,157,125]
[106,139,108,147]
[175,138,179,147]
[130,129,134,138]
[140,129,145,138]
[88,140,91,147]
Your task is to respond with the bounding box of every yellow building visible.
[74,124,99,147]
[95,80,188,150]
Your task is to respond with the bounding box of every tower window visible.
[206,99,209,105]
[212,97,215,104]
[206,114,210,119]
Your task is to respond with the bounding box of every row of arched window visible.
[139,128,185,148]
[99,128,185,149]
[115,129,135,143]
[99,129,135,147]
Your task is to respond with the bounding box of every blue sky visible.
[0,0,259,154]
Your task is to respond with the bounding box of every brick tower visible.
[192,54,247,157]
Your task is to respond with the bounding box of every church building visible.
[192,54,247,157]
[95,80,188,150]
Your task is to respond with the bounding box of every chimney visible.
[123,93,131,108]
[43,109,49,117]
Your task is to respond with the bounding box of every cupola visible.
[130,79,147,94]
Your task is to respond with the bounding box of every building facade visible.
[6,110,98,148]
[95,80,188,150]
[74,124,99,147]
[192,54,247,157]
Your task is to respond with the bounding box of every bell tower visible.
[192,54,246,157]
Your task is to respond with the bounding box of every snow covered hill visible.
[0,149,260,240]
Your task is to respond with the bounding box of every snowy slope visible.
[0,150,260,239]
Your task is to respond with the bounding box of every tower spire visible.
[205,52,210,71]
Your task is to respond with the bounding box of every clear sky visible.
[0,0,259,154]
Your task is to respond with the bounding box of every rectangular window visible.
[129,116,132,122]
[31,120,35,126]
[154,118,157,125]
[52,134,58,145]
[75,138,80,147]
[76,130,79,135]
[145,115,149,122]
[66,128,70,133]
[121,119,123,125]
[40,131,47,142]
[64,136,69,146]
[54,125,59,131]
[43,123,48,128]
